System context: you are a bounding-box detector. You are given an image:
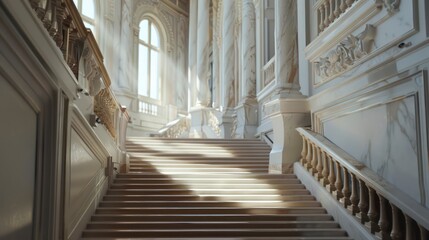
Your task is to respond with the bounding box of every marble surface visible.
[242,0,257,99]
[323,95,422,203]
[196,0,211,106]
[188,0,198,109]
[118,0,133,90]
[221,0,236,108]
[269,112,310,173]
[274,0,300,93]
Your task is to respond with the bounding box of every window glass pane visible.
[82,0,95,19]
[139,20,149,43]
[150,51,159,99]
[138,45,149,97]
[151,24,160,48]
[84,21,95,33]
[73,0,78,8]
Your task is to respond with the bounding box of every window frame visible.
[138,18,162,101]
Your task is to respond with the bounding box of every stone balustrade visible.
[297,127,429,240]
[263,56,275,86]
[314,0,358,34]
[157,117,190,138]
[29,0,128,139]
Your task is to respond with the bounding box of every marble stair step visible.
[106,189,310,195]
[108,183,306,190]
[128,168,269,173]
[86,221,340,230]
[130,157,268,160]
[115,173,296,179]
[113,177,301,186]
[91,213,335,222]
[113,178,300,184]
[82,228,348,238]
[95,207,327,215]
[129,163,269,167]
[103,194,315,202]
[98,201,321,208]
[83,237,352,240]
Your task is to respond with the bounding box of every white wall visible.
[0,76,37,240]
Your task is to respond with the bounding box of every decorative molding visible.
[314,24,376,79]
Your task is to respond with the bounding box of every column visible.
[188,0,198,110]
[234,0,258,138]
[220,0,236,138]
[196,0,210,107]
[267,0,310,173]
[274,0,300,96]
[221,0,236,110]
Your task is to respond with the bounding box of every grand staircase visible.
[81,138,351,239]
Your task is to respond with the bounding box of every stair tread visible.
[83,138,349,239]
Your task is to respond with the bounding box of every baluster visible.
[346,0,354,8]
[305,140,313,170]
[404,215,416,240]
[321,151,330,186]
[350,173,360,215]
[316,147,323,180]
[334,160,343,200]
[342,167,351,208]
[334,0,341,18]
[324,1,330,28]
[319,6,325,32]
[311,144,318,174]
[418,224,428,240]
[340,0,347,12]
[300,136,307,165]
[390,204,403,240]
[378,194,391,240]
[328,156,336,193]
[329,0,335,22]
[358,179,369,224]
[368,187,380,233]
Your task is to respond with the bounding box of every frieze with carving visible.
[314,24,376,79]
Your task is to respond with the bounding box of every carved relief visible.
[82,43,104,96]
[384,0,400,13]
[314,24,376,79]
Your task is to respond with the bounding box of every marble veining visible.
[274,0,299,93]
[242,0,257,99]
[196,0,211,106]
[222,0,236,108]
[324,96,422,203]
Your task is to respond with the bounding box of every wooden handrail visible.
[297,127,429,239]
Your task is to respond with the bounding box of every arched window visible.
[138,19,161,100]
[73,0,96,33]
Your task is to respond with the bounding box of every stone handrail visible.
[314,0,358,34]
[157,116,190,138]
[29,0,127,139]
[263,56,275,86]
[297,127,429,239]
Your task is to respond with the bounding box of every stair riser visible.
[113,179,300,184]
[82,230,347,238]
[98,202,321,208]
[115,174,297,179]
[91,214,334,222]
[106,190,310,195]
[96,208,327,215]
[87,222,340,230]
[103,195,315,202]
[109,184,306,190]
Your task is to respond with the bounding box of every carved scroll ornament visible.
[315,24,376,79]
